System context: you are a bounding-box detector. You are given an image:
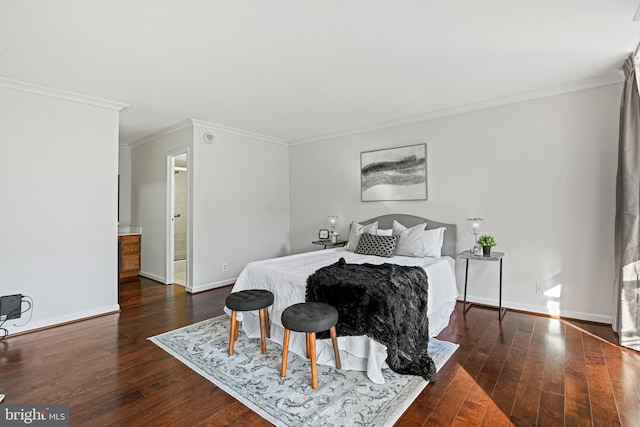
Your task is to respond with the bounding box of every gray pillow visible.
[354,233,399,258]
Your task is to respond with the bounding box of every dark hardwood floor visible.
[1,277,639,426]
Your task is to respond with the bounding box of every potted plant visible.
[476,234,497,256]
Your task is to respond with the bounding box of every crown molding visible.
[129,119,289,148]
[128,119,193,148]
[0,77,128,111]
[290,72,624,145]
[190,119,288,146]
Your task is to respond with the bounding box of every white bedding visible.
[226,247,458,383]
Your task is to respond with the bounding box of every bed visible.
[226,214,458,384]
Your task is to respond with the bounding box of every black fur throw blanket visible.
[306,257,436,381]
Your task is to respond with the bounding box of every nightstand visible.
[312,240,348,249]
[458,250,506,319]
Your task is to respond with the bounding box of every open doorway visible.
[167,151,189,287]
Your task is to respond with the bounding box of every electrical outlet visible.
[536,282,543,294]
[222,262,228,272]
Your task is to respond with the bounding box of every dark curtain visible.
[614,53,640,351]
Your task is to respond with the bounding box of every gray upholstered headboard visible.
[359,214,457,258]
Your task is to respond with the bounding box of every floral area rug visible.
[149,315,458,427]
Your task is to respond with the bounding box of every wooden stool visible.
[225,289,274,355]
[280,302,342,389]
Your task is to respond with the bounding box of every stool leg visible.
[329,326,341,369]
[258,308,267,354]
[265,308,271,338]
[281,328,290,377]
[309,332,318,389]
[228,311,237,356]
[306,333,311,358]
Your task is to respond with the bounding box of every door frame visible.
[166,148,190,287]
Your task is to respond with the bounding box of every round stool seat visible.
[226,289,274,312]
[281,302,338,333]
[226,289,274,356]
[280,302,342,389]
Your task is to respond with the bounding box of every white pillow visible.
[423,227,446,257]
[376,228,393,236]
[392,220,447,257]
[392,221,427,257]
[346,221,379,251]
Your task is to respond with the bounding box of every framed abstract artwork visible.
[361,143,427,202]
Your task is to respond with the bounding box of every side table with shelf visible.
[312,240,348,249]
[458,250,506,320]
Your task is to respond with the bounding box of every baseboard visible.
[138,270,166,283]
[188,278,237,294]
[4,304,121,337]
[462,296,612,325]
[137,271,235,292]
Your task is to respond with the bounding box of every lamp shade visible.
[327,216,339,229]
[466,217,484,234]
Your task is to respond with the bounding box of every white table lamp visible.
[466,217,484,254]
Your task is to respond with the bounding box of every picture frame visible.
[360,143,427,202]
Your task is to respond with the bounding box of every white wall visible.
[290,84,621,323]
[0,83,122,335]
[130,121,290,293]
[191,124,290,292]
[131,126,193,283]
[118,146,132,226]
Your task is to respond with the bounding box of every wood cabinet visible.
[119,234,141,279]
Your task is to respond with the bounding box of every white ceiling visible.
[2,0,640,145]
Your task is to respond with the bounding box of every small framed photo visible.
[318,229,330,240]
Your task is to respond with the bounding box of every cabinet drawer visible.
[121,254,140,272]
[121,244,140,255]
[121,234,140,245]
